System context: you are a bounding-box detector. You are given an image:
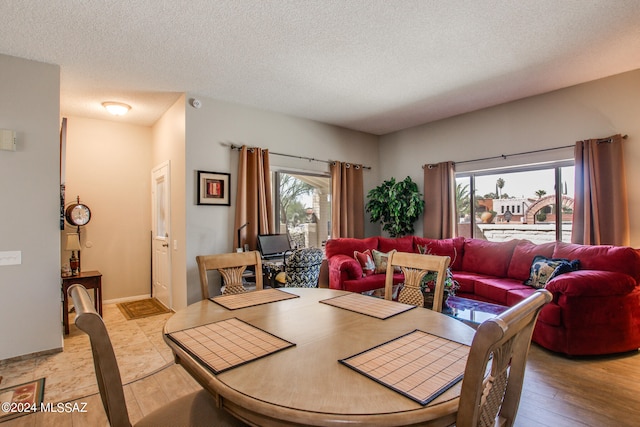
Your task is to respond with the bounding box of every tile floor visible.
[0,302,174,405]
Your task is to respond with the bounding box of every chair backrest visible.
[384,251,451,312]
[284,247,324,287]
[456,288,552,427]
[196,251,263,299]
[69,284,132,427]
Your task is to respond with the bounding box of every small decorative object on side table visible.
[262,261,285,288]
[63,196,92,275]
[64,233,82,275]
[61,270,102,334]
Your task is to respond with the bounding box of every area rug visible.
[0,378,45,421]
[117,298,170,320]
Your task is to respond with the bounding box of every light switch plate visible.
[0,251,22,266]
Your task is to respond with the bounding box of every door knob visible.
[162,243,169,247]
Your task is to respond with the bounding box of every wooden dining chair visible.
[456,288,553,427]
[384,251,451,312]
[68,284,248,427]
[196,251,263,299]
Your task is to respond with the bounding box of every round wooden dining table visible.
[163,287,476,426]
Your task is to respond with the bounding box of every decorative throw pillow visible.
[371,249,401,274]
[524,255,580,289]
[354,250,375,277]
[552,258,581,278]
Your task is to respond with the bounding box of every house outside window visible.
[456,162,574,243]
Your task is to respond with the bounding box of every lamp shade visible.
[65,233,82,251]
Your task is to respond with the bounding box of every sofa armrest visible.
[328,254,362,290]
[545,270,637,297]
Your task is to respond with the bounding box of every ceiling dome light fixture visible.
[102,101,131,116]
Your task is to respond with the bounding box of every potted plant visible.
[366,176,424,237]
[421,269,460,312]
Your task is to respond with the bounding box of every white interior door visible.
[151,161,171,309]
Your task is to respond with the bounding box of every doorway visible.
[151,161,171,309]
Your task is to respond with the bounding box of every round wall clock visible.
[65,201,91,226]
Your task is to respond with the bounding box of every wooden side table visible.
[62,270,102,334]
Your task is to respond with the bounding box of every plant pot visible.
[422,289,450,311]
[480,211,495,223]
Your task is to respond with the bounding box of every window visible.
[456,162,574,243]
[273,171,331,248]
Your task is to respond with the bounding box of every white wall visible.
[0,54,61,359]
[183,96,379,305]
[64,116,152,301]
[380,70,640,246]
[152,95,187,310]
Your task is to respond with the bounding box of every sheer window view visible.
[274,172,331,249]
[456,164,574,243]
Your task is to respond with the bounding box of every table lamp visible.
[65,233,82,275]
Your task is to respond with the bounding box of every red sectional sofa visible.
[325,236,640,356]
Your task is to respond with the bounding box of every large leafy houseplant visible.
[366,176,424,237]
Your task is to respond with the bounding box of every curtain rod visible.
[445,134,628,167]
[225,143,372,170]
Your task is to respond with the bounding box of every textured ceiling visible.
[2,1,640,135]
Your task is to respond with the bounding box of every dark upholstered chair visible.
[456,288,552,427]
[282,247,324,287]
[69,284,248,427]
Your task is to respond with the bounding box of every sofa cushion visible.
[450,271,486,294]
[378,236,414,253]
[325,237,379,259]
[553,242,640,282]
[414,237,465,270]
[505,287,537,306]
[505,287,563,326]
[507,240,556,281]
[342,273,402,294]
[524,256,580,289]
[354,250,375,276]
[461,239,519,277]
[473,277,531,305]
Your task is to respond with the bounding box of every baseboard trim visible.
[103,294,151,305]
[0,347,62,365]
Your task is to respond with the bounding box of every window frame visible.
[272,169,331,242]
[456,160,574,242]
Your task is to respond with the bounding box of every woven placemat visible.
[340,330,469,405]
[320,292,415,319]
[210,288,299,310]
[166,317,294,374]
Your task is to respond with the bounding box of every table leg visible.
[63,285,70,335]
[96,285,102,316]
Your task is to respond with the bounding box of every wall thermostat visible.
[190,98,202,109]
[0,129,16,151]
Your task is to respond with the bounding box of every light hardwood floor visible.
[1,302,638,426]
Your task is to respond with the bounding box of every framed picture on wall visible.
[197,171,230,206]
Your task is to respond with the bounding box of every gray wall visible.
[0,54,62,359]
[183,96,380,306]
[380,70,640,246]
